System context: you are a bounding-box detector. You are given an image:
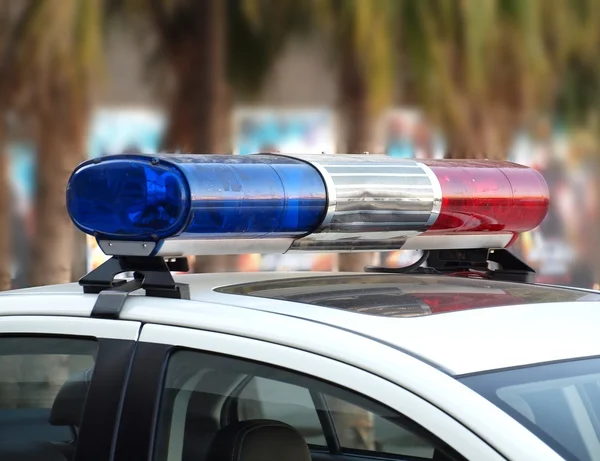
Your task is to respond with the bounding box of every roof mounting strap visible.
[80,256,191,319]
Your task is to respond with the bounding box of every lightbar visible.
[66,153,550,257]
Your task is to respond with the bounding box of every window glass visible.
[460,357,600,461]
[154,349,458,461]
[238,377,326,445]
[325,396,435,458]
[0,336,97,455]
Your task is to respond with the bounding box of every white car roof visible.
[3,271,600,375]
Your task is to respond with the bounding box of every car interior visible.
[154,366,461,461]
[0,364,461,461]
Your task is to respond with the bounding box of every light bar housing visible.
[66,153,550,257]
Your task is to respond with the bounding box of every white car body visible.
[2,271,599,460]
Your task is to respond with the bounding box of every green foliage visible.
[396,0,600,138]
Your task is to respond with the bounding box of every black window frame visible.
[114,340,467,461]
[0,332,136,461]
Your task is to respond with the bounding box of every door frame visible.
[115,323,509,461]
[0,315,141,461]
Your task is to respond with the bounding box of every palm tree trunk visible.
[161,0,237,273]
[0,120,11,290]
[29,84,87,287]
[0,2,12,291]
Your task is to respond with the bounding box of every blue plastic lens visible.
[66,154,328,242]
[66,157,191,240]
[166,155,327,238]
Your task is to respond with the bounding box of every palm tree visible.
[3,0,105,287]
[0,1,37,291]
[0,0,105,409]
[545,0,600,286]
[550,0,600,128]
[0,2,14,291]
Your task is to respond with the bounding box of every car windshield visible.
[459,357,600,461]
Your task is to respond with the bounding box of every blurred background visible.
[1,0,599,291]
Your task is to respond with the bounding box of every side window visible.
[154,350,460,461]
[0,336,97,456]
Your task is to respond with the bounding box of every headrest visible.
[49,369,93,427]
[207,419,311,461]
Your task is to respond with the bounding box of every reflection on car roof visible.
[216,274,600,317]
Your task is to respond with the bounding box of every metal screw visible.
[151,158,159,165]
[151,234,158,240]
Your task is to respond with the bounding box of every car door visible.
[0,315,140,461]
[113,323,508,461]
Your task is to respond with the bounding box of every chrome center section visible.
[286,155,442,252]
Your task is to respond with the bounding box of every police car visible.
[0,153,597,461]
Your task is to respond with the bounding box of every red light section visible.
[423,160,549,234]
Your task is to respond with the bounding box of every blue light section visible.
[67,156,191,240]
[167,154,327,238]
[66,154,328,242]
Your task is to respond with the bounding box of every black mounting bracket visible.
[427,248,536,282]
[80,256,191,319]
[365,248,536,283]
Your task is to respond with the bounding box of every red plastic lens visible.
[423,160,549,234]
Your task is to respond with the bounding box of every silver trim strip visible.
[418,162,443,227]
[98,233,514,256]
[400,234,514,251]
[334,210,431,215]
[329,173,429,177]
[318,164,422,169]
[334,184,432,189]
[156,238,294,257]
